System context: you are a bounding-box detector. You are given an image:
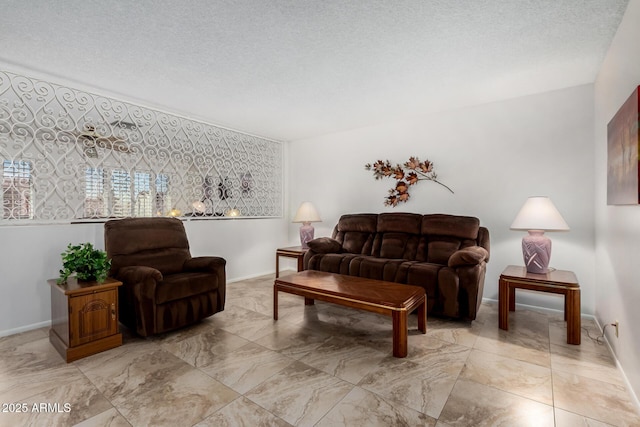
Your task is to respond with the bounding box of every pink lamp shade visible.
[292,202,321,249]
[510,196,569,274]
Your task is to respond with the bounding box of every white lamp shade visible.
[292,202,321,223]
[510,196,569,231]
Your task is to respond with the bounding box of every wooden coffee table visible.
[274,270,427,357]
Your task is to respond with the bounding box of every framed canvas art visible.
[607,85,640,205]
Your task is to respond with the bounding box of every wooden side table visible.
[48,277,123,362]
[275,246,308,278]
[499,265,580,344]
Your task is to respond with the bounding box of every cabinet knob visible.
[111,303,116,320]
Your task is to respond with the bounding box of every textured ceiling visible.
[0,0,629,141]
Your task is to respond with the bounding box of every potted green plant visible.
[57,243,111,284]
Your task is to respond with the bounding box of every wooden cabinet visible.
[48,277,123,362]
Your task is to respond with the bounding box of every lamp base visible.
[522,230,552,274]
[299,222,315,249]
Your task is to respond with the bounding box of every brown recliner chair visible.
[104,217,226,337]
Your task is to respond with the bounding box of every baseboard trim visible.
[593,317,640,414]
[482,297,596,319]
[482,297,639,412]
[0,320,51,338]
[227,270,280,283]
[1,271,285,338]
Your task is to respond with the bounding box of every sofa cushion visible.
[427,238,462,264]
[348,256,404,282]
[341,232,373,254]
[334,214,377,254]
[377,213,422,233]
[371,212,422,260]
[308,237,342,254]
[336,213,378,233]
[399,261,442,310]
[376,232,421,260]
[421,214,480,240]
[156,272,219,304]
[309,253,359,275]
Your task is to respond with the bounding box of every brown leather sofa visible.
[104,217,226,336]
[303,213,490,320]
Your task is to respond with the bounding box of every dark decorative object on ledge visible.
[365,157,453,206]
[218,177,232,200]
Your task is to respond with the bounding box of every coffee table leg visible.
[273,285,279,320]
[392,310,408,358]
[418,297,427,334]
[304,297,315,305]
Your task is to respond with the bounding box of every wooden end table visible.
[499,265,580,345]
[275,246,308,278]
[48,277,123,362]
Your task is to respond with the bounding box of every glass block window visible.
[155,174,170,217]
[84,168,106,218]
[133,171,152,217]
[2,160,32,219]
[110,170,132,218]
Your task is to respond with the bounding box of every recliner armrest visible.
[448,246,489,268]
[115,265,163,299]
[116,265,163,283]
[184,256,227,272]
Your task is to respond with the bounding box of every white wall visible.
[594,0,640,402]
[289,84,596,314]
[0,217,289,335]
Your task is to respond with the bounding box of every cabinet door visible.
[69,289,118,347]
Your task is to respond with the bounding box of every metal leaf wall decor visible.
[365,157,453,206]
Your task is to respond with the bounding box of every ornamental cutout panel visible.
[0,70,283,223]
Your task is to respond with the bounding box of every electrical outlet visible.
[613,321,619,338]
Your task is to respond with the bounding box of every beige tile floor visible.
[1,274,639,426]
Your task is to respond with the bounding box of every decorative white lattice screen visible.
[0,70,283,224]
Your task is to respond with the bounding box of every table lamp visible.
[292,201,321,249]
[510,196,569,274]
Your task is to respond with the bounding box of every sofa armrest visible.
[307,237,343,254]
[184,256,227,273]
[478,227,490,263]
[448,246,489,268]
[304,238,343,271]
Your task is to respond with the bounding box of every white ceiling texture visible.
[0,0,629,141]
